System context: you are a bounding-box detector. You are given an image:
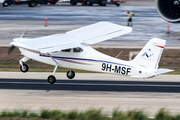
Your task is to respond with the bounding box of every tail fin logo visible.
[142,49,153,58]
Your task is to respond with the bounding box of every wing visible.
[66,21,132,44]
[11,34,81,53]
[10,22,132,53]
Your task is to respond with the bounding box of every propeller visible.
[8,45,15,55]
[8,29,26,55]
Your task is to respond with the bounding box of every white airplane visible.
[9,22,173,84]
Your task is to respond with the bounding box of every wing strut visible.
[47,53,59,75]
[47,53,59,65]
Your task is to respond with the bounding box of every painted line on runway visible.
[0,82,180,88]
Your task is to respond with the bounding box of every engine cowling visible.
[156,0,180,23]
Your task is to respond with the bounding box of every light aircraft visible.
[9,22,174,84]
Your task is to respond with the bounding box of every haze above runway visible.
[0,1,179,48]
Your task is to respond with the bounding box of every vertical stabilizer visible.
[131,38,166,72]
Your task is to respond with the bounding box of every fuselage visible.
[19,44,140,77]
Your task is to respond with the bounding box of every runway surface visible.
[1,78,180,93]
[1,73,180,116]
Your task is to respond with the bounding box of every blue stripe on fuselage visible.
[40,54,134,68]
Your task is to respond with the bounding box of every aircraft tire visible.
[20,64,29,73]
[3,1,9,7]
[99,0,106,6]
[70,0,77,5]
[28,1,37,7]
[67,70,75,79]
[50,1,56,4]
[116,3,120,7]
[87,0,93,6]
[47,75,56,84]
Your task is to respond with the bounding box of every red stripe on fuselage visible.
[155,45,164,48]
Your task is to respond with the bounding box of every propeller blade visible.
[8,29,26,54]
[8,46,15,55]
[18,29,26,41]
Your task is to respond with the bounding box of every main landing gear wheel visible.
[48,75,56,84]
[67,70,75,79]
[20,64,29,73]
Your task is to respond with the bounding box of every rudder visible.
[131,38,166,72]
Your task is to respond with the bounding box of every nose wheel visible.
[67,70,75,79]
[20,64,29,73]
[47,75,56,84]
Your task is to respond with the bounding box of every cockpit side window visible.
[61,49,71,52]
[73,47,83,52]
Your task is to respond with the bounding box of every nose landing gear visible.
[19,57,29,73]
[20,64,29,73]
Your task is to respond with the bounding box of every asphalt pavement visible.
[0,78,180,92]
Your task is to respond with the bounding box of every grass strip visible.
[0,108,180,120]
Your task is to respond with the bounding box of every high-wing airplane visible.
[10,22,174,84]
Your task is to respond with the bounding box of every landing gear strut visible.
[67,70,75,79]
[47,65,58,84]
[19,57,29,73]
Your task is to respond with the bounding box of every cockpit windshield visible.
[61,48,83,52]
[73,47,83,52]
[61,49,71,52]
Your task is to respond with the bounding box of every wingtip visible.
[150,38,166,45]
[127,26,133,32]
[122,26,132,33]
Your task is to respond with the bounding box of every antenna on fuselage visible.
[115,50,124,58]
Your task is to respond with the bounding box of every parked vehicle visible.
[70,0,121,6]
[41,0,59,4]
[2,0,41,7]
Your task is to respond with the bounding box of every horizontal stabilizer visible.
[154,68,174,74]
[131,69,174,78]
